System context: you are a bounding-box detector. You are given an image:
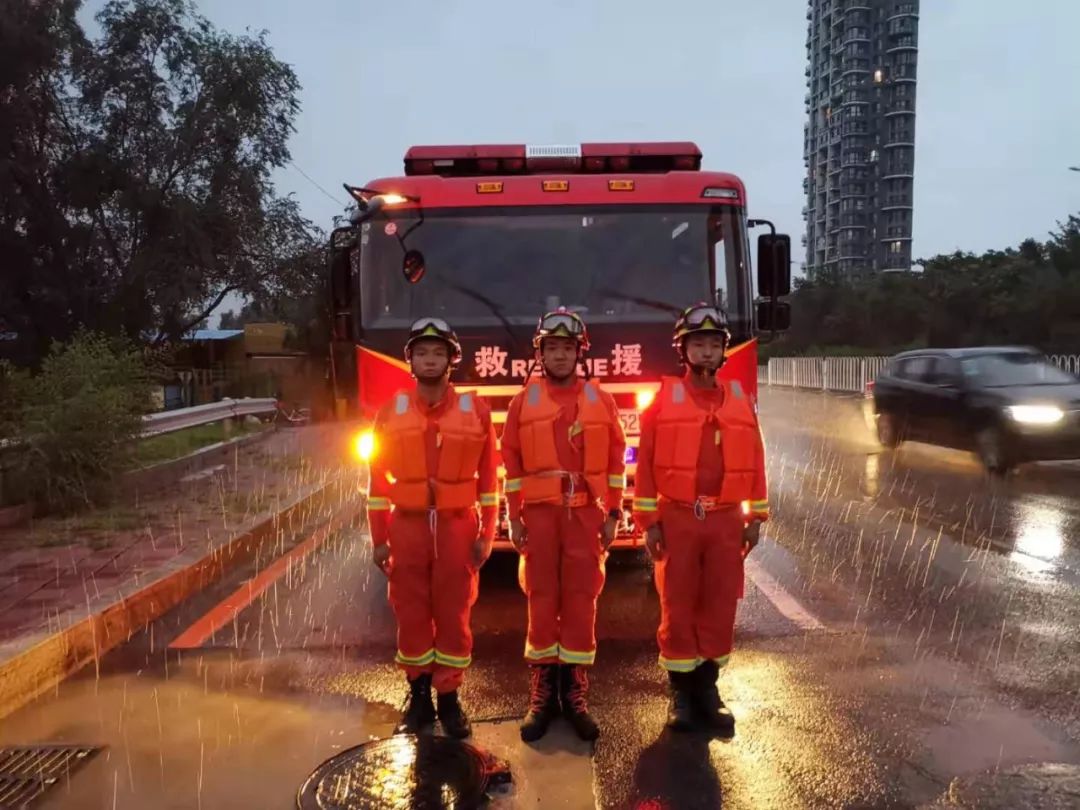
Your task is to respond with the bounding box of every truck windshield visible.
[359,204,750,335]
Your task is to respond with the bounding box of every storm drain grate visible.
[0,746,100,808]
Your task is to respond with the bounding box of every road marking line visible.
[744,557,825,631]
[169,507,357,650]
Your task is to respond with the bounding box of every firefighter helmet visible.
[672,303,731,351]
[404,317,463,366]
[533,307,590,352]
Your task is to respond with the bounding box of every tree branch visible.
[163,285,239,344]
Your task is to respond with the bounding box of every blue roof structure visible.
[187,329,244,341]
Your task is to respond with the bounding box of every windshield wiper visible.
[433,277,524,357]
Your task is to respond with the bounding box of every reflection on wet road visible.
[1,389,1078,809]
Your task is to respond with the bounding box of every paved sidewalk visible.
[0,424,359,667]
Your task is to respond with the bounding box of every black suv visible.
[870,347,1080,473]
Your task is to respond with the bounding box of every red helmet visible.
[533,308,590,352]
[672,303,731,350]
[404,317,463,366]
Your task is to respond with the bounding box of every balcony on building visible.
[885,98,916,116]
[887,34,918,53]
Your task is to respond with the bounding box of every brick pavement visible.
[0,425,357,651]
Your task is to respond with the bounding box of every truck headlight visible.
[353,429,376,462]
[1007,405,1064,425]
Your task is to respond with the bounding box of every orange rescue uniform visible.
[367,385,499,693]
[502,378,627,666]
[633,375,769,673]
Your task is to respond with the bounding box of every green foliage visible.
[0,0,320,366]
[1,332,152,512]
[784,214,1080,355]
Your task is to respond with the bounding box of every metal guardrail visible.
[0,398,278,453]
[141,398,278,437]
[759,355,1080,394]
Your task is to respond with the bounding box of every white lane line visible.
[744,557,826,631]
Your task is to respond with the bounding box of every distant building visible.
[803,0,919,276]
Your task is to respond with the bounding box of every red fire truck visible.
[329,142,790,548]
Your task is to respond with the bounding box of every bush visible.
[0,332,152,513]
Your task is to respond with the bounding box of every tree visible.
[775,211,1080,356]
[0,0,317,365]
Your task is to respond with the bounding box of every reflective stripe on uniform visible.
[505,478,523,493]
[633,497,658,512]
[479,492,498,507]
[608,473,626,489]
[749,499,769,515]
[434,650,472,668]
[367,496,391,511]
[658,655,701,673]
[395,648,435,666]
[525,642,559,661]
[558,646,596,665]
[712,655,731,669]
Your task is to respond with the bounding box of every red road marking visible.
[169,509,357,650]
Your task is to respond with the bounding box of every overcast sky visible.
[84,0,1080,265]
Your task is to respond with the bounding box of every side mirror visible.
[757,300,791,333]
[402,249,426,284]
[328,232,355,341]
[757,233,792,298]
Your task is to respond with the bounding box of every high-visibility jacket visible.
[381,388,487,510]
[651,376,761,504]
[517,379,613,504]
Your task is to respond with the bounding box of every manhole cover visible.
[297,734,511,810]
[0,745,100,808]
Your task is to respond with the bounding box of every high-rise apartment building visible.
[803,1,919,276]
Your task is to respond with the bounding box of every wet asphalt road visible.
[3,387,1080,809]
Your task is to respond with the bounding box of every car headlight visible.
[1007,405,1064,425]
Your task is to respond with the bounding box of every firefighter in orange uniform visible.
[501,308,627,743]
[366,318,499,738]
[633,303,769,733]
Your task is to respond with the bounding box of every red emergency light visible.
[403,142,703,177]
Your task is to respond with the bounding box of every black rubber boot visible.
[520,665,560,743]
[436,690,472,739]
[394,673,436,734]
[559,665,600,742]
[693,660,735,735]
[666,670,697,732]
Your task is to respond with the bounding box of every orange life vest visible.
[381,387,487,510]
[517,379,612,504]
[651,376,760,505]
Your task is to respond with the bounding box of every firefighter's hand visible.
[645,524,665,561]
[602,516,619,549]
[472,536,493,567]
[372,544,392,576]
[509,519,528,553]
[742,520,762,557]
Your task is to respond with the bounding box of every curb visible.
[0,478,352,720]
[125,426,276,495]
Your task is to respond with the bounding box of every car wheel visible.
[976,427,1012,476]
[876,412,902,448]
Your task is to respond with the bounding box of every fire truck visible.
[328,142,791,548]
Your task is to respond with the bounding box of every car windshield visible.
[961,353,1078,386]
[358,204,750,335]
